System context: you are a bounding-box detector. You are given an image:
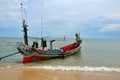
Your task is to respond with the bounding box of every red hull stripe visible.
[22,56,46,63]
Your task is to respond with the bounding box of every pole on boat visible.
[0,52,20,60]
[21,1,28,45]
[22,20,28,45]
[50,40,55,49]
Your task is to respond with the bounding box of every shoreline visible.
[0,67,120,80]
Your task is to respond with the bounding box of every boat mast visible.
[22,20,28,45]
[20,1,28,45]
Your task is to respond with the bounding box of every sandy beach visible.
[0,67,120,80]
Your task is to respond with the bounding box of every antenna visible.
[20,0,28,22]
[40,0,44,38]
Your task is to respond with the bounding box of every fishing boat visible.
[16,2,82,63]
[17,37,82,63]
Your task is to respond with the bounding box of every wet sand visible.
[0,67,120,80]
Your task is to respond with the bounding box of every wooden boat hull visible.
[23,55,62,63]
[17,41,81,63]
[22,46,81,63]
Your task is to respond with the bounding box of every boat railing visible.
[16,42,31,51]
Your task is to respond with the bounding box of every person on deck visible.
[32,41,39,48]
[75,33,80,42]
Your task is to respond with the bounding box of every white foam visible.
[1,66,120,72]
[25,66,120,72]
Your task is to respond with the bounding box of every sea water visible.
[0,37,120,72]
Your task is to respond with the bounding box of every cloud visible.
[44,0,120,18]
[30,0,120,27]
[0,0,28,27]
[99,24,120,32]
[0,0,120,38]
[27,0,120,38]
[0,0,19,21]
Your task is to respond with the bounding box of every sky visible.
[0,0,120,39]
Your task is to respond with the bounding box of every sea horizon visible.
[0,36,120,39]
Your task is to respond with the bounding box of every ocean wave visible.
[1,66,120,72]
[26,66,120,72]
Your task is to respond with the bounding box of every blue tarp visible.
[48,49,64,52]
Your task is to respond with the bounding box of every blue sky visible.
[0,0,120,38]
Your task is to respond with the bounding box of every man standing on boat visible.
[75,33,80,42]
[41,38,47,50]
